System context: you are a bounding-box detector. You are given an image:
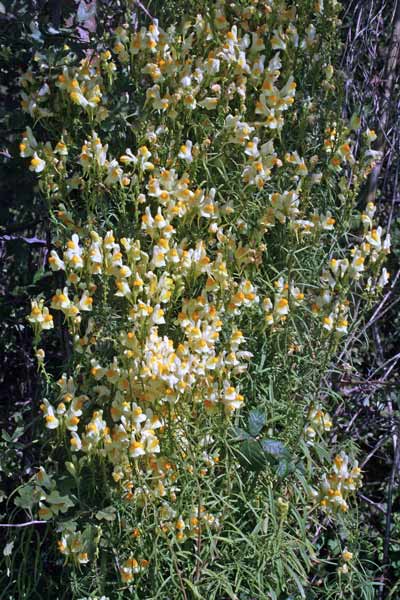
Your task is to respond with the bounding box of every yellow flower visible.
[342,548,353,562]
[29,153,46,173]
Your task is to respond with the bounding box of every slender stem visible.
[0,520,47,528]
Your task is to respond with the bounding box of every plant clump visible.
[6,0,390,597]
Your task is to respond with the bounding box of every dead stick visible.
[379,436,400,600]
[0,520,47,528]
[366,0,400,204]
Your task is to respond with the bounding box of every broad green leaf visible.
[95,506,116,522]
[248,409,265,437]
[260,439,291,460]
[231,426,251,441]
[237,439,267,472]
[276,459,292,479]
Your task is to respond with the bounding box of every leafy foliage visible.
[0,1,395,599]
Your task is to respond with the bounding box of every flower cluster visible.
[304,404,333,444]
[57,523,101,565]
[313,201,390,336]
[32,219,254,508]
[119,556,149,583]
[157,502,221,543]
[262,276,304,327]
[14,467,74,521]
[338,547,354,575]
[312,451,362,513]
[16,0,389,593]
[28,299,54,337]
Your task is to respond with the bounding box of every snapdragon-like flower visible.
[19,2,392,580]
[30,152,46,173]
[28,299,54,333]
[178,140,193,162]
[313,451,362,514]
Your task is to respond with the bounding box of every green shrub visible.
[2,1,390,598]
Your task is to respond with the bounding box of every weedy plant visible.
[1,0,391,598]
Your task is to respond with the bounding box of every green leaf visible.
[237,439,267,472]
[260,439,291,460]
[260,439,294,478]
[11,426,24,442]
[276,459,292,479]
[248,409,265,437]
[95,506,116,522]
[183,579,203,599]
[32,269,52,284]
[14,484,42,510]
[1,430,11,443]
[231,426,251,441]
[45,490,75,513]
